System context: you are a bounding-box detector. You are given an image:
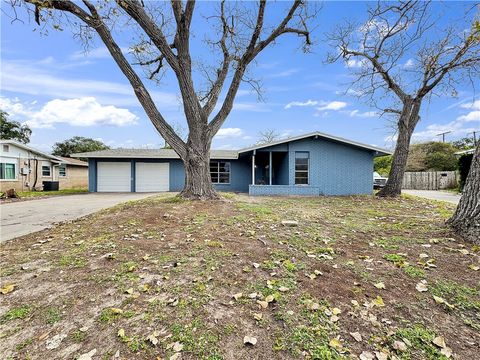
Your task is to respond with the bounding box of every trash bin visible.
[43,181,59,191]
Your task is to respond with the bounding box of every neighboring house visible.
[73,131,391,196]
[0,140,88,192]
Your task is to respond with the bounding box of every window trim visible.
[0,162,17,181]
[210,160,231,185]
[294,151,309,186]
[42,165,51,177]
[58,164,67,177]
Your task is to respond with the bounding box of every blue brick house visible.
[73,131,391,196]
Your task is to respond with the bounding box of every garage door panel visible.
[136,162,169,192]
[97,162,131,192]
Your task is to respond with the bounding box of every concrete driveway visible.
[0,193,156,242]
[403,190,461,205]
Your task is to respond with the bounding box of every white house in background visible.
[0,140,88,192]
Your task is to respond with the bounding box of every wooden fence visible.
[402,171,458,190]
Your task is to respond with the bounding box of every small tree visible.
[452,137,476,150]
[447,143,479,244]
[374,155,392,176]
[256,129,281,145]
[52,136,110,158]
[0,110,32,144]
[328,1,480,197]
[406,142,458,172]
[13,0,314,199]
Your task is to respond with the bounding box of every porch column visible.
[269,151,272,185]
[251,150,256,185]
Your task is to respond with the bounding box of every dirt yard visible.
[1,194,478,360]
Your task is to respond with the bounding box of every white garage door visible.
[97,162,131,192]
[135,162,169,192]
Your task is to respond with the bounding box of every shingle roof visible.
[57,156,88,167]
[72,148,239,159]
[71,131,392,159]
[238,131,392,156]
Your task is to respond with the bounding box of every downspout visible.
[32,157,38,190]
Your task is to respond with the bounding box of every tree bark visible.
[377,100,421,197]
[179,130,219,200]
[447,144,480,244]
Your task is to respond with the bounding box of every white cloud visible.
[316,101,347,111]
[69,46,131,60]
[403,58,415,68]
[268,68,301,78]
[215,128,244,139]
[346,110,377,118]
[412,102,480,142]
[345,58,369,68]
[284,100,318,109]
[232,102,271,112]
[1,59,178,108]
[0,97,138,129]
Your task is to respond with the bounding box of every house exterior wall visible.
[88,158,251,193]
[58,166,88,189]
[0,143,88,191]
[86,137,375,195]
[250,137,374,196]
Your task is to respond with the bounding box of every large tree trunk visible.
[179,131,219,200]
[377,100,421,197]
[447,144,480,244]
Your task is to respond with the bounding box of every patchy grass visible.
[1,193,478,360]
[16,188,88,198]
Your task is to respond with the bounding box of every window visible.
[295,152,309,185]
[2,145,9,152]
[59,165,67,177]
[210,161,230,184]
[42,165,51,177]
[0,163,16,180]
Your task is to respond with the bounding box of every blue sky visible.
[1,1,478,153]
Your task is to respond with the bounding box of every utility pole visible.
[436,131,452,143]
[468,130,478,146]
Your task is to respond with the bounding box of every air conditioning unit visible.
[20,167,31,175]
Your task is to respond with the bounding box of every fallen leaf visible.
[243,335,257,346]
[432,336,446,348]
[419,253,429,258]
[265,294,275,303]
[110,308,123,314]
[233,293,243,301]
[329,338,342,349]
[332,307,342,315]
[415,282,428,292]
[350,332,362,342]
[371,296,385,307]
[433,295,455,309]
[375,351,388,360]
[253,313,263,321]
[393,340,407,352]
[374,282,386,289]
[440,347,453,358]
[278,286,289,292]
[125,288,134,294]
[359,351,375,360]
[117,329,125,338]
[468,264,479,271]
[256,300,268,309]
[0,284,15,295]
[147,332,159,346]
[77,349,97,360]
[172,341,184,352]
